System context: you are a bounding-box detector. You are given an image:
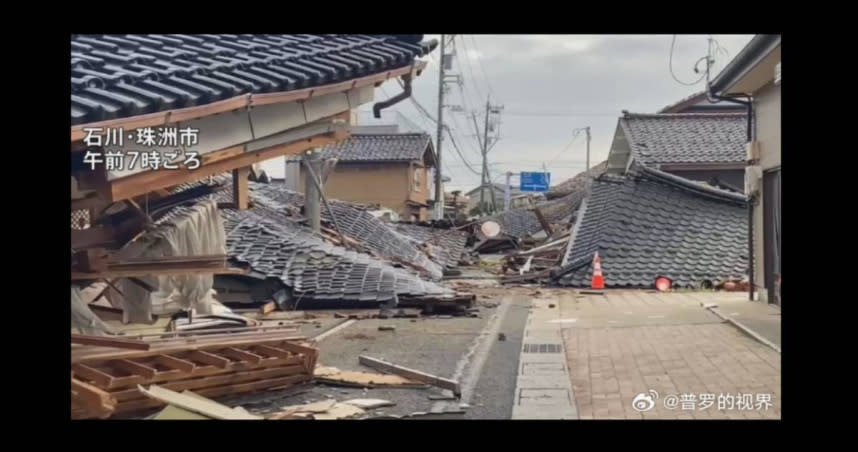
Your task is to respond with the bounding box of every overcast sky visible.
[261,34,754,192]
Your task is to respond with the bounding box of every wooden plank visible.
[135,384,263,420]
[187,350,230,368]
[259,301,277,316]
[71,363,116,387]
[202,145,244,165]
[71,333,150,351]
[111,364,306,402]
[154,354,196,372]
[71,378,116,414]
[358,355,461,396]
[72,335,306,363]
[254,345,293,359]
[221,347,263,364]
[111,374,312,416]
[72,266,247,280]
[113,359,158,379]
[532,207,554,236]
[74,249,110,273]
[233,166,250,210]
[104,132,342,203]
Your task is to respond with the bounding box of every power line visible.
[669,35,706,86]
[470,35,495,97]
[445,125,482,175]
[457,36,487,107]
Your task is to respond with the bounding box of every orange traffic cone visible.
[591,252,605,289]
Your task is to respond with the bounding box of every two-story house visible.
[710,34,781,305]
[285,129,437,221]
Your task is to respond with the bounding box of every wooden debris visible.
[71,333,150,351]
[313,403,365,420]
[136,385,262,420]
[71,333,317,419]
[269,399,367,420]
[341,398,395,409]
[358,355,461,397]
[313,366,427,388]
[259,301,277,316]
[378,325,396,331]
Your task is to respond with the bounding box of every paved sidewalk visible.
[555,290,781,420]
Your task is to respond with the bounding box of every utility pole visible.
[434,34,446,221]
[482,98,491,214]
[303,150,321,232]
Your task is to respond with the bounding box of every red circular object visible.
[655,277,672,292]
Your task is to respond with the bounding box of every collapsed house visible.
[550,166,748,288]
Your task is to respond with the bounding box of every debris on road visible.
[136,385,262,420]
[313,366,427,389]
[378,325,396,331]
[359,355,461,396]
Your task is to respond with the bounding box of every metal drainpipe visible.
[372,69,414,118]
[708,90,755,300]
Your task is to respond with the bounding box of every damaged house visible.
[550,166,748,288]
[604,112,748,191]
[284,131,438,221]
[71,34,439,332]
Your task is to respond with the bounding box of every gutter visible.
[373,63,415,118]
[708,80,755,302]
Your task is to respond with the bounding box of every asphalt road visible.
[218,288,533,419]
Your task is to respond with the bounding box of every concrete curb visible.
[703,304,781,354]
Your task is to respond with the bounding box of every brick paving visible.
[555,290,780,420]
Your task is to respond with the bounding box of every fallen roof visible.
[552,166,748,288]
[306,133,436,165]
[249,182,445,280]
[71,34,437,126]
[546,161,608,200]
[389,223,468,270]
[488,193,581,240]
[220,208,455,304]
[620,113,747,167]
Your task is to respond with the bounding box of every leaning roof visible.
[311,133,435,165]
[620,112,747,167]
[71,34,436,125]
[552,166,748,288]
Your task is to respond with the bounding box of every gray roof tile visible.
[552,167,748,288]
[620,113,747,166]
[307,133,434,164]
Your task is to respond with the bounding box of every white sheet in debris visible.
[71,286,114,335]
[114,200,227,323]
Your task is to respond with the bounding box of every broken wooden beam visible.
[532,207,554,236]
[233,166,250,210]
[71,333,150,351]
[358,355,461,397]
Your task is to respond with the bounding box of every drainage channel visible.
[511,296,578,420]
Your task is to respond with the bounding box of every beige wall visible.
[755,82,781,171]
[750,81,780,301]
[301,161,431,220]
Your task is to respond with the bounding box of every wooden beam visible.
[113,359,158,379]
[70,61,427,143]
[187,350,230,369]
[153,354,196,372]
[254,345,293,359]
[71,266,247,281]
[233,166,250,210]
[533,207,554,236]
[221,347,263,364]
[71,363,115,387]
[74,249,109,273]
[71,378,116,413]
[358,355,461,396]
[71,334,150,351]
[104,133,342,203]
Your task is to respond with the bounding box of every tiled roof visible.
[249,182,445,280]
[312,133,434,164]
[221,208,455,304]
[71,34,436,125]
[657,91,747,114]
[552,166,748,288]
[389,223,468,270]
[546,161,608,200]
[620,113,747,166]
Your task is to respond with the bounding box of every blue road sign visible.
[520,172,551,192]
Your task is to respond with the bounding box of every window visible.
[413,168,422,192]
